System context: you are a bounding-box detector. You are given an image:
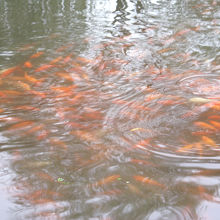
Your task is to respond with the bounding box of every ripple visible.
[147,206,195,220]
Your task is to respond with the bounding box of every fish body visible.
[133,175,164,188]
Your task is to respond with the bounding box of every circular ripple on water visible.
[146,206,195,220]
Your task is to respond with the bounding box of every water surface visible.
[0,0,220,219]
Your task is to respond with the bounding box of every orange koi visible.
[0,108,4,113]
[177,144,193,152]
[146,65,161,74]
[49,56,63,64]
[157,100,179,105]
[0,66,19,78]
[132,138,151,151]
[133,175,164,188]
[35,64,53,72]
[35,171,54,182]
[56,43,73,52]
[8,121,34,131]
[194,121,217,130]
[49,138,67,149]
[29,90,46,98]
[145,93,163,102]
[37,129,48,140]
[0,91,7,98]
[63,54,72,63]
[208,115,220,120]
[201,136,217,147]
[56,72,74,81]
[209,120,220,129]
[30,51,44,59]
[15,105,39,111]
[25,124,44,134]
[24,72,41,84]
[55,91,73,98]
[174,28,191,38]
[1,90,22,96]
[76,56,93,64]
[92,175,120,187]
[17,81,31,90]
[24,61,33,68]
[71,129,97,141]
[157,47,173,54]
[51,84,77,92]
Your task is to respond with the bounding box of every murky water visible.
[0,0,220,219]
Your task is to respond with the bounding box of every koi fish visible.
[35,171,54,182]
[92,175,120,187]
[132,138,151,151]
[76,56,93,64]
[49,138,67,149]
[201,136,217,147]
[24,72,42,84]
[157,47,173,54]
[176,144,193,152]
[133,175,164,188]
[194,121,217,130]
[30,51,44,59]
[8,121,34,131]
[15,105,39,111]
[25,124,44,134]
[208,115,220,120]
[63,54,72,63]
[0,90,22,96]
[29,90,46,98]
[35,64,53,72]
[209,120,220,129]
[56,72,74,81]
[17,81,31,91]
[51,84,77,92]
[23,61,33,68]
[174,28,191,38]
[49,56,63,64]
[37,129,49,140]
[0,66,19,78]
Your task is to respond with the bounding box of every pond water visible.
[0,0,220,219]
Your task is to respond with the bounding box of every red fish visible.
[194,121,217,131]
[133,175,164,188]
[8,121,34,131]
[209,120,220,129]
[201,136,217,147]
[24,61,33,68]
[92,175,120,187]
[49,56,63,64]
[132,138,151,151]
[63,54,72,63]
[49,138,67,149]
[35,64,53,72]
[30,51,44,59]
[0,66,20,78]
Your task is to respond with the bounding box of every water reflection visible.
[0,0,220,219]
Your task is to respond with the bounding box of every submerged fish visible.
[133,175,164,188]
[92,175,120,187]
